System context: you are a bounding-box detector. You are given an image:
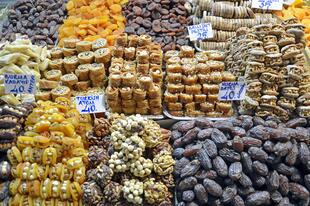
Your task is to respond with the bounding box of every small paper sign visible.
[4,74,36,94]
[187,23,214,41]
[218,82,246,101]
[76,95,105,114]
[252,0,283,10]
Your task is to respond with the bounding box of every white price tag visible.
[218,82,246,101]
[4,74,36,94]
[76,95,105,114]
[187,23,214,41]
[252,0,283,10]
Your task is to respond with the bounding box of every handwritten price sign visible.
[187,23,214,41]
[4,74,36,94]
[76,95,105,114]
[252,0,283,10]
[218,82,246,101]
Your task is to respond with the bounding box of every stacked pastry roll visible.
[37,38,109,101]
[106,34,164,115]
[164,46,235,117]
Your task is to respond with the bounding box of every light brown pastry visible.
[75,64,90,81]
[78,51,95,64]
[133,88,146,101]
[39,79,59,90]
[63,48,77,57]
[120,87,133,100]
[164,93,179,103]
[95,48,112,64]
[44,70,62,81]
[63,38,80,48]
[106,86,119,100]
[115,33,128,47]
[109,72,122,87]
[50,47,63,59]
[49,59,64,73]
[76,41,92,53]
[51,86,71,101]
[75,81,90,91]
[124,47,136,60]
[35,91,51,101]
[138,75,153,91]
[122,72,137,87]
[63,56,79,73]
[60,74,78,88]
[92,38,107,51]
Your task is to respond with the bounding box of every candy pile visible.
[106,34,164,115]
[226,20,308,120]
[164,46,235,117]
[8,97,91,205]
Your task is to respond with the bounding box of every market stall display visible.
[123,0,191,51]
[172,116,310,205]
[58,0,126,46]
[106,34,164,115]
[226,20,309,120]
[8,97,91,205]
[164,46,235,118]
[0,0,67,48]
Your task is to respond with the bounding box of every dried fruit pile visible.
[7,97,91,205]
[172,116,310,206]
[164,46,235,117]
[0,0,66,48]
[59,0,127,46]
[83,114,174,205]
[106,34,164,115]
[37,38,109,101]
[226,20,309,120]
[123,0,191,51]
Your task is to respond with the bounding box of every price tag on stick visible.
[76,95,105,114]
[218,82,247,101]
[252,0,283,10]
[4,74,36,94]
[187,23,214,41]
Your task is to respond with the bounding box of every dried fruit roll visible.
[95,48,111,64]
[50,47,63,59]
[133,88,147,101]
[39,79,59,90]
[106,86,119,100]
[78,51,95,64]
[124,47,136,60]
[49,59,64,73]
[138,75,153,91]
[61,74,78,88]
[122,72,137,87]
[92,38,107,51]
[75,64,90,81]
[35,91,51,101]
[63,56,79,73]
[109,73,122,87]
[116,33,128,47]
[150,68,163,83]
[128,35,139,47]
[89,63,105,81]
[44,70,62,81]
[75,81,90,91]
[63,48,77,57]
[51,86,71,101]
[63,38,80,49]
[150,52,162,65]
[76,41,92,53]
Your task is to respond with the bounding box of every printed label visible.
[4,74,36,94]
[187,23,214,41]
[76,95,105,114]
[218,82,247,101]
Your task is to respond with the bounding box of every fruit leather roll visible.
[75,64,90,81]
[122,72,137,87]
[78,51,95,64]
[149,98,162,108]
[95,48,112,64]
[183,75,198,85]
[167,84,184,94]
[116,33,128,47]
[150,68,163,83]
[164,93,179,103]
[149,107,162,115]
[63,47,77,57]
[137,63,149,74]
[89,63,105,82]
[75,81,90,91]
[136,100,149,108]
[50,47,63,59]
[167,64,182,73]
[148,84,161,99]
[196,63,210,74]
[179,93,193,104]
[136,50,149,64]
[138,75,154,91]
[113,46,124,58]
[63,56,79,73]
[128,35,139,47]
[60,74,78,89]
[167,102,182,111]
[106,86,119,100]
[138,35,152,47]
[166,73,183,84]
[76,41,92,53]
[120,87,133,100]
[185,85,202,95]
[109,73,122,87]
[51,86,71,101]
[92,38,107,51]
[124,47,136,61]
[44,70,62,81]
[49,59,65,74]
[133,88,146,101]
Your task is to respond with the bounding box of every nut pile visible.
[59,0,127,46]
[172,116,310,206]
[83,114,174,205]
[123,0,191,51]
[226,20,308,120]
[8,97,91,205]
[37,38,109,101]
[164,46,235,117]
[0,0,66,48]
[106,34,164,115]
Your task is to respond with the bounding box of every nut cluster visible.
[226,19,308,120]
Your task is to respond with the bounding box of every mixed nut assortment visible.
[164,46,235,117]
[106,34,164,115]
[123,0,192,51]
[0,0,67,48]
[172,116,310,206]
[226,20,309,120]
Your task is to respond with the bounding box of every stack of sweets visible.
[106,34,164,115]
[164,46,235,117]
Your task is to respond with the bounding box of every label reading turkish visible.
[218,82,247,101]
[187,23,214,41]
[76,95,105,114]
[4,74,36,94]
[252,0,283,10]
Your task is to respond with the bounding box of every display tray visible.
[105,110,165,120]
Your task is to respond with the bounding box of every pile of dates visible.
[123,0,191,51]
[0,0,66,47]
[172,116,310,206]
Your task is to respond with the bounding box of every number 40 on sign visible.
[218,82,247,101]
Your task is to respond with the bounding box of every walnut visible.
[87,164,113,188]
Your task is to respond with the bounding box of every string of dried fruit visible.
[7,97,91,205]
[0,0,67,48]
[225,19,309,120]
[58,0,127,46]
[82,114,174,205]
[123,0,191,51]
[172,116,310,206]
[164,46,235,117]
[106,34,164,115]
[36,38,109,101]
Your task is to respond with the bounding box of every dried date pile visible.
[0,0,66,47]
[123,0,191,51]
[172,116,310,206]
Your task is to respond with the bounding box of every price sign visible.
[218,82,246,101]
[4,74,36,94]
[252,0,283,10]
[187,23,214,41]
[76,95,105,114]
